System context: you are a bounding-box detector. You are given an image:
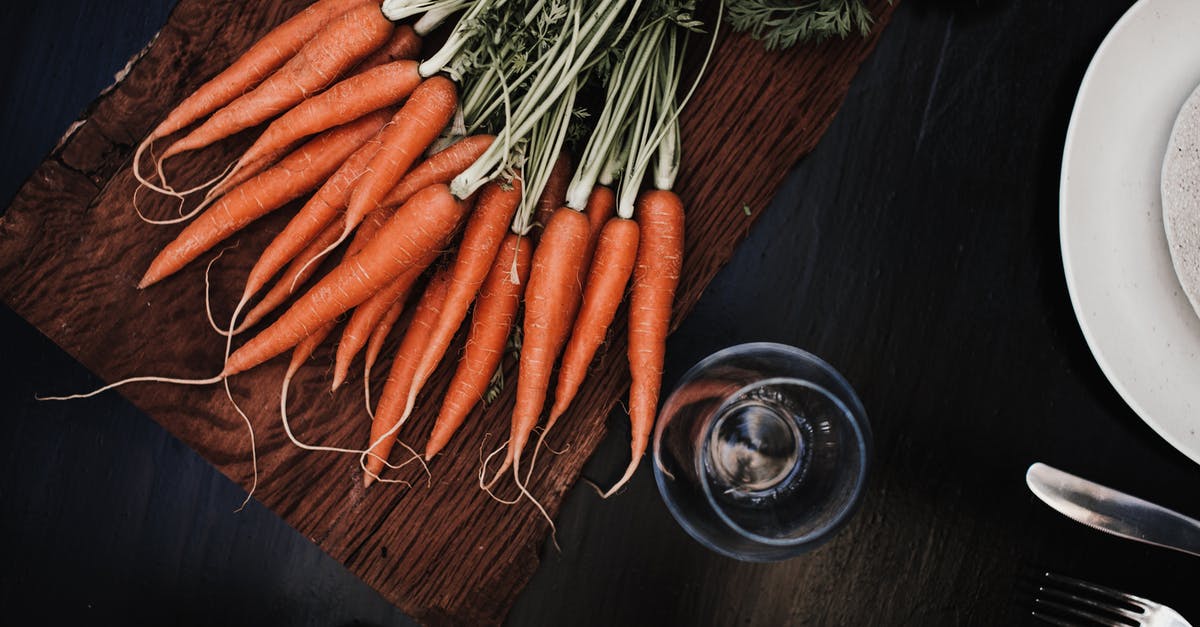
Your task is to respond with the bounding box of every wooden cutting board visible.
[0,1,894,625]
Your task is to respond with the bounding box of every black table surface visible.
[4,1,1200,625]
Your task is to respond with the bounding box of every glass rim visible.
[652,342,872,561]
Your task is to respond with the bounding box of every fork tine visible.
[1032,605,1099,624]
[1038,585,1146,622]
[1030,609,1080,627]
[1043,573,1152,609]
[1031,597,1131,627]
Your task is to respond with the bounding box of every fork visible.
[1031,572,1192,627]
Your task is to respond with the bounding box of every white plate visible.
[1162,82,1200,319]
[1061,0,1200,465]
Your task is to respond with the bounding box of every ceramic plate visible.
[1060,0,1200,464]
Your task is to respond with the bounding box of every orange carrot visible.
[144,0,366,143]
[294,77,458,273]
[237,196,394,336]
[222,184,466,377]
[342,76,458,233]
[208,153,289,201]
[203,36,417,200]
[406,179,521,404]
[364,268,452,486]
[351,23,421,72]
[235,218,346,334]
[263,22,418,204]
[139,109,390,288]
[607,190,684,497]
[363,289,409,384]
[533,152,571,236]
[380,134,495,208]
[546,216,638,427]
[264,201,402,315]
[497,208,589,480]
[238,130,383,306]
[426,233,531,460]
[225,60,422,191]
[344,204,398,255]
[579,186,616,286]
[287,321,337,382]
[352,204,436,381]
[160,3,393,162]
[331,249,436,390]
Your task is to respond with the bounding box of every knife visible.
[1025,462,1200,558]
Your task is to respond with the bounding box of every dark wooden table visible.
[3,1,1199,625]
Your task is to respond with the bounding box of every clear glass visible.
[652,343,871,562]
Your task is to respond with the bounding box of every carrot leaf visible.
[726,0,876,50]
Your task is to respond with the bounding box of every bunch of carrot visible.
[62,0,715,510]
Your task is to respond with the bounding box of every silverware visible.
[1025,462,1200,558]
[1032,572,1191,627]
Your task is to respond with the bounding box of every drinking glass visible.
[652,343,871,561]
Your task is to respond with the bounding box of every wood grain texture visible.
[0,1,894,624]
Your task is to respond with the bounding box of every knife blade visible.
[1026,462,1200,558]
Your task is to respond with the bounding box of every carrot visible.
[204,45,422,199]
[278,202,400,308]
[606,189,684,497]
[235,218,346,334]
[343,76,458,232]
[546,216,638,428]
[526,190,619,477]
[275,200,402,300]
[555,186,615,332]
[159,3,393,163]
[345,204,399,254]
[380,134,495,208]
[206,153,286,202]
[133,0,366,188]
[533,151,571,236]
[238,130,383,308]
[579,186,616,286]
[405,179,521,406]
[365,294,406,370]
[426,232,531,460]
[363,289,409,406]
[364,268,452,486]
[221,60,423,194]
[346,207,430,360]
[493,207,588,482]
[245,183,443,340]
[222,184,466,377]
[304,76,459,269]
[287,321,337,382]
[138,109,390,288]
[331,250,436,390]
[239,196,405,341]
[352,23,422,73]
